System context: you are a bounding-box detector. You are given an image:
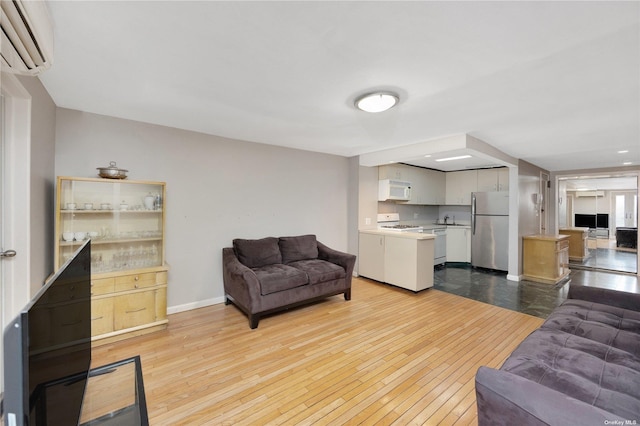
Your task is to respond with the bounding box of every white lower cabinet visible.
[446,227,471,263]
[358,233,385,282]
[359,231,434,291]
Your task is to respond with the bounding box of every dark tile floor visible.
[576,247,637,274]
[434,264,640,319]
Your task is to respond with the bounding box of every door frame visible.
[1,72,32,392]
[540,172,550,233]
[554,171,639,276]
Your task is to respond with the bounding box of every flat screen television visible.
[575,214,609,229]
[575,214,596,228]
[3,240,91,426]
[597,214,609,229]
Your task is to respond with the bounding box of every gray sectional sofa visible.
[476,284,640,425]
[222,234,356,329]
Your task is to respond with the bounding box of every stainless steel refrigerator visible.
[471,191,509,271]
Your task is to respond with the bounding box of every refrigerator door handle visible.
[471,193,476,235]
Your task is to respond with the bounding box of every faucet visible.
[443,215,449,225]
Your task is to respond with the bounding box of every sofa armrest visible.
[568,283,640,312]
[317,241,356,278]
[222,247,262,312]
[475,367,616,426]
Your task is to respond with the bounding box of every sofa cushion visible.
[499,298,640,420]
[288,259,345,285]
[253,264,309,295]
[544,299,640,355]
[233,237,282,268]
[279,234,318,264]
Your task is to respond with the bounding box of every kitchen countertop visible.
[359,229,436,240]
[423,223,471,228]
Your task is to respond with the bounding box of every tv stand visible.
[80,356,148,426]
[588,228,609,239]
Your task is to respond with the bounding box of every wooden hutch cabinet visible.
[55,177,168,345]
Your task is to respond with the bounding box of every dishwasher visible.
[421,227,447,265]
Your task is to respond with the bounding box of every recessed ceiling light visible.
[618,150,629,154]
[623,162,632,165]
[435,155,472,162]
[355,92,399,113]
[424,155,432,158]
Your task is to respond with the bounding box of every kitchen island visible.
[359,230,435,292]
[522,234,570,284]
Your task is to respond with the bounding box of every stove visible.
[379,224,424,231]
[377,213,423,232]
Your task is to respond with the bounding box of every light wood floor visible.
[90,278,544,425]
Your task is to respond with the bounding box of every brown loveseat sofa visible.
[222,234,356,328]
[475,284,640,425]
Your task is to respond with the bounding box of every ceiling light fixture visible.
[355,92,399,113]
[435,155,472,162]
[618,150,629,154]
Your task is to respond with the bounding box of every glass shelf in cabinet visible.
[60,209,163,214]
[59,237,162,247]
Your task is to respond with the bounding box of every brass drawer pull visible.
[126,307,146,314]
[91,316,104,321]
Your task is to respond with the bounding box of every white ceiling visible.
[560,175,638,191]
[38,1,640,172]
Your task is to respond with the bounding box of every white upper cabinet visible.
[445,170,478,205]
[379,164,410,181]
[421,169,446,205]
[477,168,509,192]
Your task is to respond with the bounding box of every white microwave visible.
[378,179,412,201]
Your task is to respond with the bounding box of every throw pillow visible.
[233,237,282,268]
[279,234,318,263]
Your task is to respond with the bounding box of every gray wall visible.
[17,75,57,294]
[516,160,548,275]
[54,109,353,311]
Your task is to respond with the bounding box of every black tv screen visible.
[575,214,596,228]
[597,214,609,228]
[575,214,609,228]
[3,240,91,426]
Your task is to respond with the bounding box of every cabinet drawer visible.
[115,272,157,292]
[91,298,114,335]
[557,240,569,251]
[51,303,91,346]
[91,277,115,296]
[113,291,156,330]
[46,280,86,303]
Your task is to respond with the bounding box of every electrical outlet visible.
[365,217,371,225]
[414,213,419,219]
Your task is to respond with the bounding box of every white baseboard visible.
[506,274,522,282]
[167,296,226,315]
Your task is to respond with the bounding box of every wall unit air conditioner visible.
[1,0,53,75]
[576,190,605,197]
